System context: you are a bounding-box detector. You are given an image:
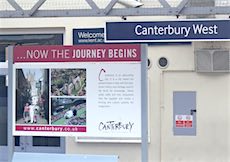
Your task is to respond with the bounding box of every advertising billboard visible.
[12,44,145,137]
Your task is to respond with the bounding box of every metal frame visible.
[0,0,230,18]
[141,44,148,162]
[7,46,13,162]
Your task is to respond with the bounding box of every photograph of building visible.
[16,69,49,124]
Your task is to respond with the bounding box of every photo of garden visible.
[51,98,86,126]
[51,69,86,96]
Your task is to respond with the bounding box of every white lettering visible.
[27,50,48,59]
[77,32,104,38]
[108,49,137,58]
[135,25,143,35]
[72,49,106,58]
[134,24,191,37]
[192,24,218,35]
[182,27,191,37]
[51,49,70,59]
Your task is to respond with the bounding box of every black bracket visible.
[190,109,196,115]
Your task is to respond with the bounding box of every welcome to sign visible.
[105,19,230,42]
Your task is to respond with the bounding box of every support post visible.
[7,46,14,162]
[141,44,148,162]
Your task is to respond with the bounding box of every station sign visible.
[73,28,104,44]
[105,19,230,42]
[11,44,145,137]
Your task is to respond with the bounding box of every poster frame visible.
[9,44,148,141]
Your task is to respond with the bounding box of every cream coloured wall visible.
[0,17,229,162]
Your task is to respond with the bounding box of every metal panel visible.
[173,91,196,136]
[0,0,230,18]
[7,46,14,162]
[195,50,212,72]
[141,44,148,162]
[12,152,118,162]
[213,50,230,71]
[195,49,230,72]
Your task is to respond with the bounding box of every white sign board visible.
[12,44,144,138]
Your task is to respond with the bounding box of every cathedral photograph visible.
[15,68,49,125]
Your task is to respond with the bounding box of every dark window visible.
[0,33,63,147]
[33,137,60,147]
[0,76,7,146]
[0,34,63,62]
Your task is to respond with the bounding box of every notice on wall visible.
[175,115,193,128]
[12,44,143,137]
[73,28,104,44]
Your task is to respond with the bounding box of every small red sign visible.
[175,115,193,128]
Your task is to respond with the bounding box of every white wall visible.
[0,17,229,162]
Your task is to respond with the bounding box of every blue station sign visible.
[105,20,230,42]
[73,28,104,44]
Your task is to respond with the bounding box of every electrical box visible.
[173,91,196,136]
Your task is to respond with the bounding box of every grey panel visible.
[213,50,230,71]
[196,50,212,72]
[173,91,196,136]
